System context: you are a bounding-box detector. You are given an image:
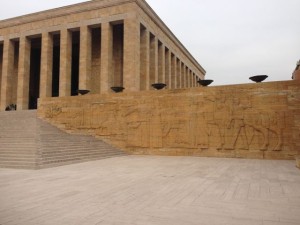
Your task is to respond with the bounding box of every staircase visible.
[0,110,127,169]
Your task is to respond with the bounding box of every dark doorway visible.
[71,31,80,96]
[0,44,3,95]
[52,34,60,97]
[29,38,41,109]
[113,24,124,87]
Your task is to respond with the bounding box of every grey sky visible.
[0,0,299,86]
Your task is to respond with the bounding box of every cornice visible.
[0,0,135,29]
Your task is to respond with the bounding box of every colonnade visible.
[0,19,202,111]
[140,25,201,91]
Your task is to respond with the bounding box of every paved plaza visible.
[0,156,299,225]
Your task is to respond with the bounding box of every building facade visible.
[0,0,206,111]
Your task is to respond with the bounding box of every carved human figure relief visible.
[149,99,163,148]
[268,111,285,151]
[211,93,235,150]
[225,96,251,150]
[124,101,150,148]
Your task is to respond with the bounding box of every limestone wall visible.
[38,80,300,160]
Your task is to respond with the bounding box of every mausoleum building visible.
[0,0,206,111]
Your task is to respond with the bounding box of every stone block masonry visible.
[0,0,205,111]
[38,80,300,160]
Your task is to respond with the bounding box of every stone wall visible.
[38,80,300,160]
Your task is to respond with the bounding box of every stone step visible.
[38,155,125,169]
[0,161,37,169]
[0,110,127,169]
[41,152,125,162]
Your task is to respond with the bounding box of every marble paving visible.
[0,156,299,225]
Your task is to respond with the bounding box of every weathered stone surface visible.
[38,80,300,160]
[1,156,300,225]
[0,0,205,110]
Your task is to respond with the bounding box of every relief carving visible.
[123,100,150,148]
[161,97,191,148]
[191,93,285,151]
[37,82,295,159]
[44,104,62,118]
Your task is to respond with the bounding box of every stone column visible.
[176,59,181,88]
[171,54,176,89]
[59,29,72,97]
[79,25,92,91]
[192,71,195,87]
[100,22,113,93]
[192,73,195,87]
[40,32,53,98]
[140,27,150,90]
[149,35,158,86]
[123,17,140,92]
[165,49,171,89]
[190,72,193,87]
[158,42,165,83]
[0,38,14,111]
[187,68,191,88]
[182,63,186,88]
[0,45,2,101]
[17,36,31,110]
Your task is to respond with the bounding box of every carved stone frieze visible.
[38,80,300,159]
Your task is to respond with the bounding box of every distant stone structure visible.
[0,0,205,111]
[292,60,300,80]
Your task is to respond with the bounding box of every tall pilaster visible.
[40,32,53,98]
[140,27,150,90]
[100,22,113,93]
[79,25,91,91]
[123,17,140,92]
[59,29,72,96]
[17,36,31,110]
[0,39,14,111]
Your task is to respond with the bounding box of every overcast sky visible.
[0,0,299,86]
